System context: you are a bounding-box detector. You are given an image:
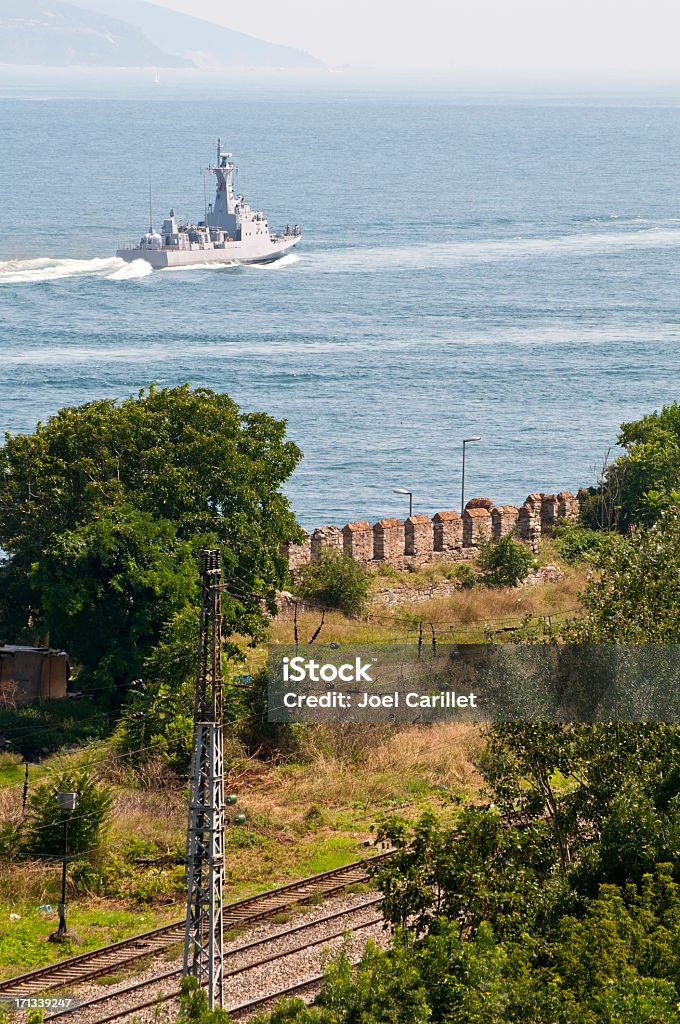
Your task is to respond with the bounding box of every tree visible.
[582,403,680,531]
[113,607,198,772]
[0,385,302,698]
[316,941,431,1024]
[478,536,533,588]
[32,507,199,698]
[373,809,551,941]
[567,507,680,643]
[297,550,370,616]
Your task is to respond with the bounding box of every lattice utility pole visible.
[183,549,226,1009]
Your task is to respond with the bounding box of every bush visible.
[478,536,533,587]
[237,667,303,758]
[453,564,476,589]
[553,523,621,564]
[178,976,231,1023]
[22,768,112,859]
[298,550,370,616]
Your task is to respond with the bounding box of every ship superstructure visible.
[117,139,301,268]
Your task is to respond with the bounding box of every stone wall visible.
[281,490,581,575]
[342,521,373,562]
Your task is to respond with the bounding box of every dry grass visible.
[0,550,585,958]
[0,784,21,826]
[269,565,586,650]
[366,723,483,791]
[235,723,482,838]
[109,787,186,847]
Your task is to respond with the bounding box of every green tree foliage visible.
[0,385,302,699]
[22,768,111,859]
[478,536,533,587]
[481,723,680,889]
[114,619,293,773]
[374,808,552,939]
[567,507,680,643]
[297,550,370,616]
[32,507,199,698]
[315,941,431,1024]
[253,942,431,1024]
[114,676,195,776]
[256,866,680,1024]
[113,608,200,773]
[582,402,680,530]
[552,524,621,564]
[252,1000,333,1024]
[236,667,303,759]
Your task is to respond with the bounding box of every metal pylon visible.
[183,549,226,1008]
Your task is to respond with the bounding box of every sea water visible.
[1,70,680,528]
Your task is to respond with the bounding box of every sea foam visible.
[310,227,680,273]
[0,256,153,284]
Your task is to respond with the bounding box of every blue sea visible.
[1,69,680,529]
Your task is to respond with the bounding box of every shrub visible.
[22,768,112,859]
[478,536,533,588]
[297,550,370,616]
[454,564,476,589]
[114,677,194,776]
[553,523,621,564]
[237,667,303,758]
[580,403,680,531]
[178,976,231,1023]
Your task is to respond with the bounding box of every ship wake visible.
[0,256,153,284]
[311,226,680,272]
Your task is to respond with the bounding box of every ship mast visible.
[206,137,238,234]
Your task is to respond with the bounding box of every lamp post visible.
[54,791,77,941]
[461,437,482,516]
[393,487,413,517]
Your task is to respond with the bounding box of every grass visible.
[0,902,178,978]
[0,721,481,978]
[0,753,26,788]
[270,562,585,649]
[0,542,583,979]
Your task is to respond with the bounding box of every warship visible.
[116,139,301,269]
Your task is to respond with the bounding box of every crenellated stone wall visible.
[433,510,462,551]
[281,490,581,575]
[463,507,492,547]
[342,521,373,562]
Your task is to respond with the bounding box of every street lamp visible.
[393,487,413,517]
[53,791,77,942]
[461,436,482,516]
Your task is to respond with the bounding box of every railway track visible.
[0,852,391,1002]
[42,896,385,1023]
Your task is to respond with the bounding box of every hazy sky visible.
[147,0,680,77]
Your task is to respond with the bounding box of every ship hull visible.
[116,234,300,269]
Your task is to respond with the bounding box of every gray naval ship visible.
[117,139,301,269]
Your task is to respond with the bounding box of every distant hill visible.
[0,0,192,67]
[66,0,325,69]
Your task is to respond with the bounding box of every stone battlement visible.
[282,491,580,575]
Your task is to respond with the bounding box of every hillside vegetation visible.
[2,393,678,1023]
